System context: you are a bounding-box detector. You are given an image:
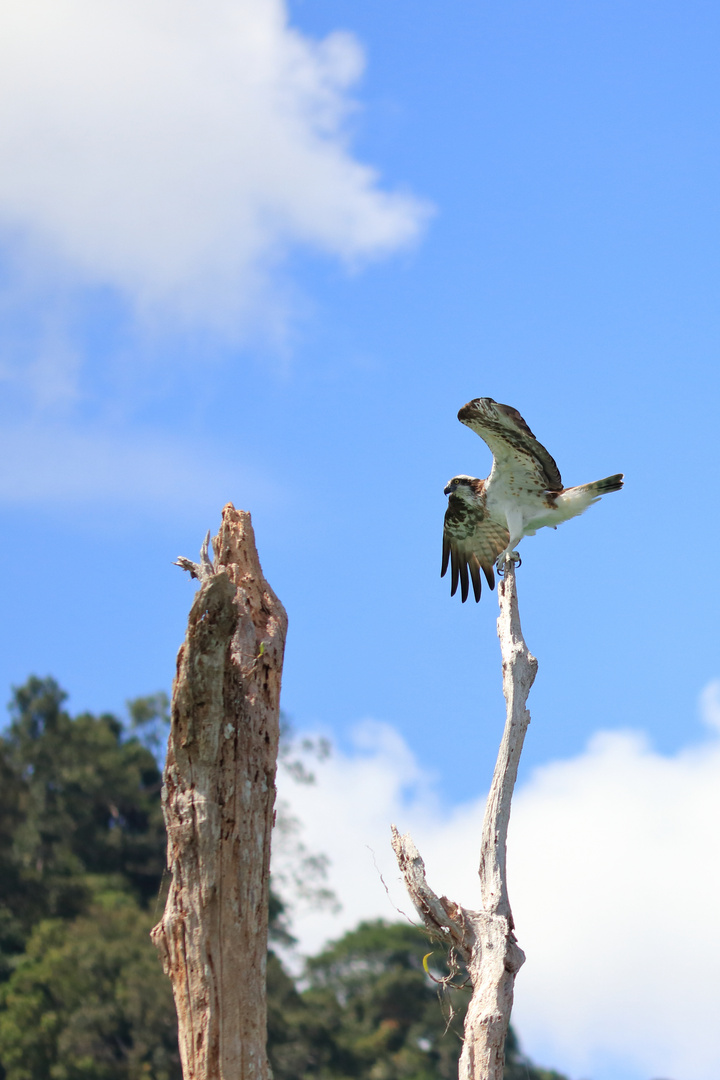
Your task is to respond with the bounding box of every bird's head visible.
[444,475,480,500]
[457,397,496,424]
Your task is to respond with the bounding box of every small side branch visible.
[152,504,288,1080]
[173,530,215,582]
[392,561,534,1080]
[390,827,474,962]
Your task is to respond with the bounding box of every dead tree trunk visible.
[391,560,536,1080]
[152,504,288,1080]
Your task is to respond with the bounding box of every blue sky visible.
[1,3,720,1077]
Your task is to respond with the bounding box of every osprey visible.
[442,397,624,602]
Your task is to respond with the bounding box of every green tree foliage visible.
[0,678,568,1080]
[0,678,165,978]
[269,919,464,1080]
[0,892,180,1080]
[0,678,175,1080]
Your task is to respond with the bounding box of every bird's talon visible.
[497,551,522,575]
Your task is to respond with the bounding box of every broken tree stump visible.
[152,504,288,1080]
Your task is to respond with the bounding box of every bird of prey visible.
[442,397,623,602]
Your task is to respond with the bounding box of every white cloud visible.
[509,728,720,1080]
[275,720,443,955]
[0,0,429,332]
[276,690,720,1080]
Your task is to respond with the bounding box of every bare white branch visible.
[391,560,533,1080]
[479,562,537,919]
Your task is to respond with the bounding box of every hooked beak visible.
[444,481,455,496]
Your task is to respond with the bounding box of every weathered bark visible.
[391,560,536,1080]
[152,504,288,1080]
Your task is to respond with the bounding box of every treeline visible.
[0,677,567,1080]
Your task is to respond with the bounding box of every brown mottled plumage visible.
[441,477,508,602]
[442,398,624,602]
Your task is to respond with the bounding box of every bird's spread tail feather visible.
[549,473,624,525]
[572,473,624,497]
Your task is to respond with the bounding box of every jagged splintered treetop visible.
[442,397,624,602]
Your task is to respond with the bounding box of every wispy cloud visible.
[0,422,275,515]
[0,0,430,334]
[699,678,720,731]
[276,687,720,1080]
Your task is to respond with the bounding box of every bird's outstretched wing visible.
[458,397,563,493]
[442,491,509,602]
